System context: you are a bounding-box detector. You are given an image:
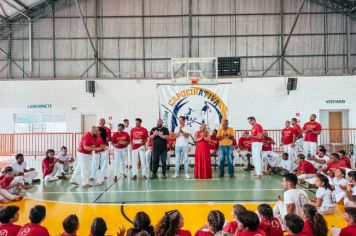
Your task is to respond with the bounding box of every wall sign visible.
[325,100,345,104]
[27,104,52,109]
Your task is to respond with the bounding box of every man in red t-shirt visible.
[112,123,130,182]
[17,205,50,236]
[237,131,252,170]
[291,118,303,153]
[339,150,352,169]
[282,121,295,161]
[262,132,279,173]
[209,129,219,156]
[98,118,111,179]
[130,118,149,180]
[69,126,100,187]
[0,205,22,236]
[296,154,317,184]
[302,114,322,157]
[247,117,264,179]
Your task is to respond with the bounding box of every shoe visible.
[149,175,157,179]
[113,176,118,182]
[69,181,79,186]
[131,175,137,180]
[229,175,235,178]
[172,174,179,179]
[219,174,224,178]
[185,174,191,179]
[32,178,41,183]
[123,174,127,178]
[161,175,167,179]
[143,176,148,180]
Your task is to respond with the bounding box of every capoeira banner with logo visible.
[157,84,231,134]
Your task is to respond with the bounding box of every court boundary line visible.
[92,181,117,203]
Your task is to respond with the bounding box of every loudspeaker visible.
[218,57,241,76]
[86,80,95,97]
[287,78,297,94]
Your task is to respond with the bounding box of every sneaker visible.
[172,174,179,179]
[229,174,235,178]
[161,175,167,179]
[143,176,148,180]
[185,174,191,179]
[149,175,157,179]
[219,174,224,178]
[131,175,137,180]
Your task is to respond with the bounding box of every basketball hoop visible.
[188,76,201,85]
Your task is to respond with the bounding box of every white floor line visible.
[37,188,283,194]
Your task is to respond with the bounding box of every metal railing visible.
[0,129,355,158]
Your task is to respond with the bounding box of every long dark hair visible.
[207,210,225,233]
[97,126,107,143]
[45,149,55,159]
[155,210,181,236]
[127,212,154,236]
[317,174,333,191]
[303,204,328,236]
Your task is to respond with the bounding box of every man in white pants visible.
[11,153,39,184]
[281,121,295,162]
[70,126,99,187]
[98,118,111,179]
[112,123,130,182]
[130,118,149,180]
[248,117,264,179]
[291,118,303,152]
[124,119,133,171]
[302,114,322,158]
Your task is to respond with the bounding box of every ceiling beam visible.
[13,0,28,10]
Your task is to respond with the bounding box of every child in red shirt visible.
[223,204,247,234]
[257,204,283,236]
[156,210,191,236]
[0,205,22,236]
[337,207,356,236]
[195,210,225,236]
[284,213,306,236]
[89,217,107,236]
[60,214,79,236]
[296,154,317,184]
[301,204,328,236]
[235,210,266,236]
[0,166,31,194]
[17,205,50,236]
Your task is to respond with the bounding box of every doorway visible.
[319,110,349,144]
[82,114,97,133]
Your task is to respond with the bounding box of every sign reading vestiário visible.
[27,104,52,109]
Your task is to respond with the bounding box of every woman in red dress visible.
[194,124,212,179]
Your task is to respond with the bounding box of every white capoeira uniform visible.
[69,132,95,186]
[3,176,25,194]
[251,123,264,176]
[0,188,19,201]
[124,126,133,168]
[57,153,72,172]
[91,150,107,184]
[11,162,38,184]
[43,162,65,182]
[112,131,130,177]
[262,150,279,170]
[331,177,348,202]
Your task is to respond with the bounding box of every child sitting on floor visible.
[223,204,247,234]
[0,166,32,194]
[256,204,283,236]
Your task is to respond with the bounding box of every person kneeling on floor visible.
[42,149,66,182]
[11,153,40,184]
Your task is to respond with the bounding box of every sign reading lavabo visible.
[27,104,52,109]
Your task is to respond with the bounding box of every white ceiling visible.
[0,0,44,18]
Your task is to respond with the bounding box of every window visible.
[14,113,66,133]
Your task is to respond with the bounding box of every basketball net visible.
[188,76,201,85]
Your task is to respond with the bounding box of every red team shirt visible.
[60,233,76,236]
[258,218,283,236]
[130,127,149,150]
[0,175,14,188]
[325,160,347,172]
[42,158,55,178]
[282,127,294,145]
[262,137,274,151]
[194,231,213,236]
[77,132,96,154]
[93,135,106,153]
[111,132,130,149]
[340,224,356,236]
[223,221,238,234]
[298,160,317,174]
[235,229,267,236]
[292,124,303,139]
[238,137,252,151]
[209,135,219,151]
[16,223,50,236]
[301,220,314,236]
[302,122,322,142]
[251,123,263,142]
[177,229,192,236]
[0,223,21,236]
[341,156,352,169]
[167,136,176,151]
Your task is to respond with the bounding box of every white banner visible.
[157,84,231,135]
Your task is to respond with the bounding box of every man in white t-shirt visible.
[272,152,297,175]
[57,146,74,173]
[10,153,39,184]
[307,148,329,171]
[124,119,133,171]
[173,116,191,179]
[273,173,309,228]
